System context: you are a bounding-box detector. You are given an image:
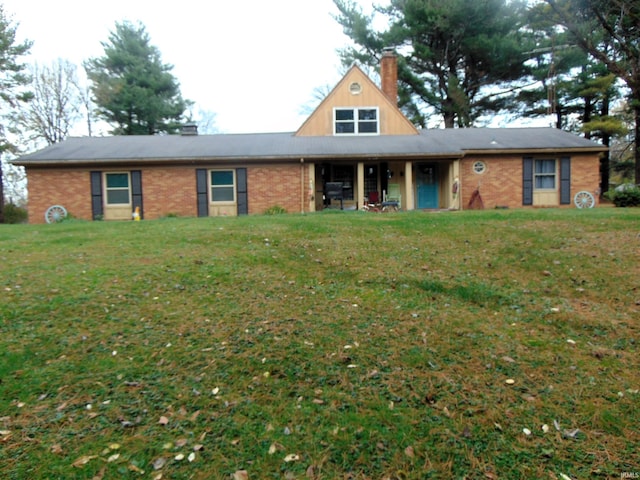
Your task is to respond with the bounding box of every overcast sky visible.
[4,0,370,134]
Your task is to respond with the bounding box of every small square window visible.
[210,170,235,202]
[105,172,131,205]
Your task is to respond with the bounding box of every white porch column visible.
[404,161,414,210]
[308,163,316,212]
[452,159,461,210]
[357,162,365,210]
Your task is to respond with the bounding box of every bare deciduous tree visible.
[19,59,83,146]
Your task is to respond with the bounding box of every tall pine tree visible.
[0,5,32,223]
[333,0,533,128]
[85,21,191,135]
[545,0,640,183]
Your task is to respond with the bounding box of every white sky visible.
[3,0,366,134]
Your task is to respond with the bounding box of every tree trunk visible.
[0,165,4,224]
[599,93,610,196]
[635,102,640,185]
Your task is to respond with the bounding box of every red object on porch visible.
[368,192,379,203]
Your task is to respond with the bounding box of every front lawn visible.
[1,209,638,479]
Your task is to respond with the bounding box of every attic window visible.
[349,82,362,95]
[334,107,379,135]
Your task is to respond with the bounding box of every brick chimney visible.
[380,48,398,105]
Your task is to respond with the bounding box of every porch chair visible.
[384,184,401,209]
[367,191,380,204]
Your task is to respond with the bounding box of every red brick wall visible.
[247,164,309,214]
[26,169,93,223]
[24,163,311,223]
[139,167,198,218]
[459,154,600,209]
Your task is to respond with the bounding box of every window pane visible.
[212,186,234,202]
[536,176,555,189]
[107,189,130,204]
[535,160,555,174]
[359,109,377,120]
[335,109,354,121]
[358,121,378,133]
[335,122,355,134]
[106,173,129,188]
[211,171,234,186]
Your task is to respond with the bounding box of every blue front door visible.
[417,164,439,209]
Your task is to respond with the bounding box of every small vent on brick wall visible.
[181,123,198,136]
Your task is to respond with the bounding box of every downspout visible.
[357,162,365,210]
[300,158,305,214]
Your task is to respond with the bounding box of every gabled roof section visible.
[295,65,418,136]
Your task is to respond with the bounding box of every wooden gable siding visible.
[295,66,418,136]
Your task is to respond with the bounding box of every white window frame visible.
[209,169,236,203]
[534,159,557,190]
[334,107,379,135]
[104,172,131,206]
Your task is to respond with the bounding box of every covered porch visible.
[312,158,461,212]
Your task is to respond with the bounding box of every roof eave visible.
[461,146,608,155]
[13,151,465,167]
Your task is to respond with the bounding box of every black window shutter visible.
[236,168,248,215]
[196,169,208,217]
[559,157,571,204]
[523,157,533,205]
[90,171,103,219]
[131,170,143,218]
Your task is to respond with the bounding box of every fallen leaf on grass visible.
[562,428,581,439]
[152,457,167,470]
[128,463,145,474]
[72,455,98,468]
[233,470,249,480]
[269,442,284,455]
[158,416,169,425]
[174,453,185,461]
[91,466,106,480]
[188,452,196,462]
[50,444,63,454]
[107,453,120,463]
[284,454,299,462]
[404,446,415,458]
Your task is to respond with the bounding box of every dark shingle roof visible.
[13,127,605,166]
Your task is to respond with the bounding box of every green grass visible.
[1,209,638,479]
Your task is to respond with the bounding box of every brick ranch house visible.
[14,53,606,223]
